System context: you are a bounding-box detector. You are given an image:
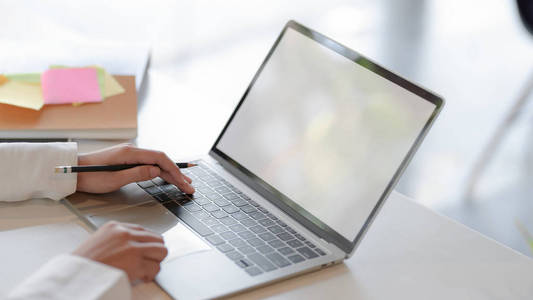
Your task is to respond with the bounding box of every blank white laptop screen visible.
[217,28,436,241]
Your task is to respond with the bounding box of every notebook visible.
[0,76,137,139]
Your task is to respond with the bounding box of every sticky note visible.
[0,80,44,110]
[0,75,8,85]
[100,67,125,98]
[50,65,125,99]
[5,73,41,84]
[41,68,102,105]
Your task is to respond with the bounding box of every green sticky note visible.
[5,73,41,84]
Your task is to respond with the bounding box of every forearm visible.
[0,142,78,202]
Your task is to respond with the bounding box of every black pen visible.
[54,163,197,173]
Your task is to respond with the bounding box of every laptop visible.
[67,20,444,299]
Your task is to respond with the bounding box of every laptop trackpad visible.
[87,201,212,263]
[161,222,211,264]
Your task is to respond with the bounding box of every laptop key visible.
[183,203,202,212]
[235,258,253,268]
[206,193,223,200]
[197,187,215,194]
[278,247,295,256]
[219,217,238,226]
[240,218,257,227]
[164,202,213,237]
[202,218,220,227]
[246,237,265,247]
[258,219,275,227]
[215,186,231,194]
[248,200,260,207]
[203,203,220,212]
[248,253,277,272]
[295,234,306,241]
[231,211,248,220]
[286,227,297,234]
[152,177,167,186]
[154,193,171,202]
[240,205,257,214]
[276,220,288,227]
[228,224,246,232]
[229,238,247,248]
[287,254,305,264]
[145,186,162,195]
[296,246,319,259]
[287,240,304,248]
[244,266,263,276]
[266,252,291,268]
[160,185,177,193]
[206,235,225,245]
[237,230,255,240]
[277,232,293,241]
[258,207,268,213]
[223,205,239,214]
[249,225,267,234]
[232,198,248,207]
[214,198,231,207]
[217,243,234,253]
[191,211,210,220]
[212,210,229,219]
[137,180,155,188]
[193,197,210,206]
[249,212,265,220]
[315,248,327,256]
[268,239,285,248]
[168,193,189,203]
[223,193,239,200]
[258,232,276,241]
[211,224,228,233]
[206,180,223,188]
[257,245,275,254]
[220,231,238,240]
[238,245,255,255]
[305,241,316,248]
[267,225,284,234]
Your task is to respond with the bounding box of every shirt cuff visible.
[8,254,131,300]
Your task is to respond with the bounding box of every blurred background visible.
[1,0,533,257]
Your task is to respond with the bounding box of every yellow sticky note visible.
[101,68,125,98]
[0,80,44,110]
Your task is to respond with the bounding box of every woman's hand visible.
[73,221,168,283]
[76,144,194,194]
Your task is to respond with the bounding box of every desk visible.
[1,188,532,299]
[1,1,532,297]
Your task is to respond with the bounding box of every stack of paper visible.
[0,66,125,111]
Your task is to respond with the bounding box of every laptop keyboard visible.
[136,160,327,277]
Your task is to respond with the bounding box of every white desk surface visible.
[1,189,532,300]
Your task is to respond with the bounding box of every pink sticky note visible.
[41,68,102,104]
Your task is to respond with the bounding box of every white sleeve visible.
[0,142,78,202]
[7,254,131,300]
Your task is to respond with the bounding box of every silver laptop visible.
[67,20,443,299]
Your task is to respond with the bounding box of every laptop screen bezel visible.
[209,20,444,255]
